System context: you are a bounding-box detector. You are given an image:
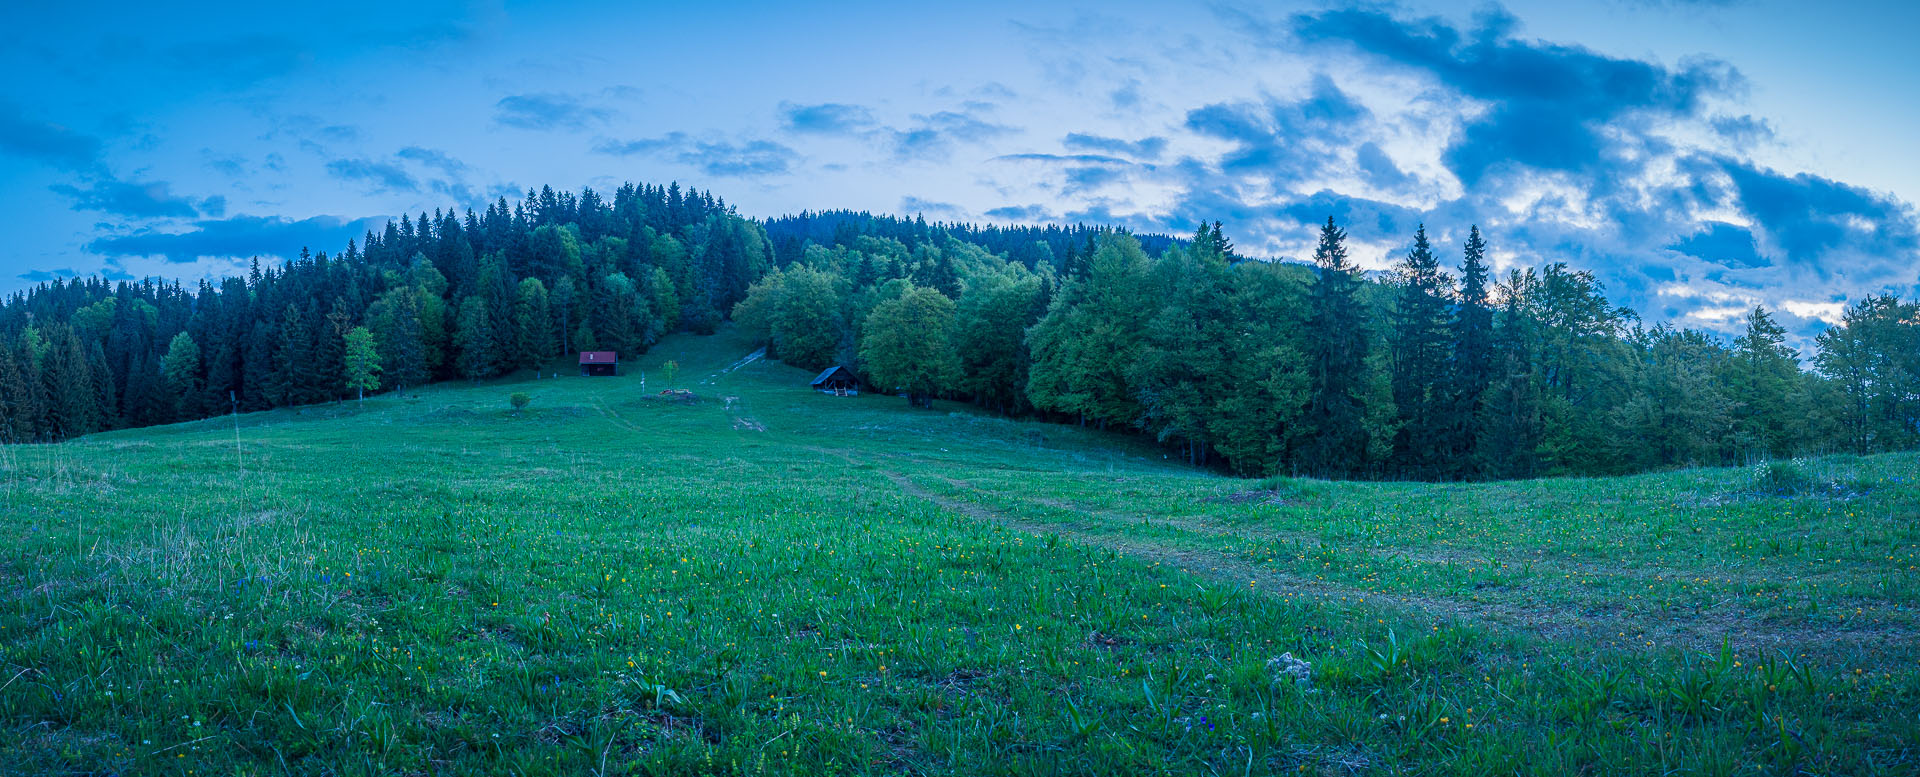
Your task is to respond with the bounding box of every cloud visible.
[1709,156,1920,269]
[595,133,799,177]
[1290,7,1737,187]
[1355,141,1415,192]
[900,196,965,220]
[493,93,615,131]
[890,109,1016,161]
[1276,190,1426,242]
[0,102,103,170]
[1183,73,1371,182]
[984,204,1054,222]
[49,178,215,219]
[779,102,876,134]
[1062,132,1167,160]
[1668,221,1766,268]
[1710,114,1774,146]
[326,157,419,193]
[995,152,1131,165]
[87,214,386,264]
[18,268,81,283]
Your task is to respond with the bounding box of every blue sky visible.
[4,0,1918,342]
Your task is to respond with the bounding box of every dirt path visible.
[702,348,766,385]
[862,460,1910,662]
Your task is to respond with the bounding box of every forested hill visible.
[3,182,1917,480]
[763,210,1189,269]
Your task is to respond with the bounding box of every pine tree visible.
[42,326,97,439]
[1448,225,1495,477]
[1388,224,1453,476]
[0,346,27,442]
[276,303,318,404]
[513,278,557,369]
[455,296,496,381]
[1301,217,1370,476]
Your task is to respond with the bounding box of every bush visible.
[1753,459,1815,495]
[1750,457,1869,498]
[510,393,532,413]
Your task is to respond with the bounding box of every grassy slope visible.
[2,328,1915,775]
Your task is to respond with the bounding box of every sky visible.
[4,0,1919,344]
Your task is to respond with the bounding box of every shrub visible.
[510,393,532,413]
[1752,459,1817,496]
[1750,456,1870,498]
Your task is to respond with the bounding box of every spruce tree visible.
[1388,224,1453,476]
[455,296,496,381]
[42,326,97,439]
[1301,217,1370,476]
[1449,226,1495,476]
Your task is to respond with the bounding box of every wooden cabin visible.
[809,365,859,396]
[579,351,618,377]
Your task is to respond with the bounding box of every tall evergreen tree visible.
[1387,224,1453,476]
[1448,225,1495,477]
[1301,217,1370,476]
[455,296,497,381]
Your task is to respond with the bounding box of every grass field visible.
[3,328,1916,775]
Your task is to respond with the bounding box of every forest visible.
[2,183,1916,479]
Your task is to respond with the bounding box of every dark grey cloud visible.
[1668,221,1766,268]
[1276,190,1426,242]
[493,93,615,131]
[87,214,385,264]
[1290,7,1738,187]
[595,133,799,177]
[1184,73,1371,182]
[1355,141,1416,192]
[1710,156,1920,269]
[49,178,216,219]
[0,102,103,170]
[325,157,419,193]
[779,102,876,134]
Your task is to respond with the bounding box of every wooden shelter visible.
[579,351,618,377]
[809,365,859,395]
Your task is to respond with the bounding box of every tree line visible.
[0,182,767,441]
[2,181,1914,480]
[740,218,1918,479]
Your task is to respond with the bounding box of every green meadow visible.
[3,329,1915,775]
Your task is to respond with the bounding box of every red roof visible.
[578,351,618,364]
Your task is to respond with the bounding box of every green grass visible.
[3,327,1916,775]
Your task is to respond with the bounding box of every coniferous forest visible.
[4,183,1916,480]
